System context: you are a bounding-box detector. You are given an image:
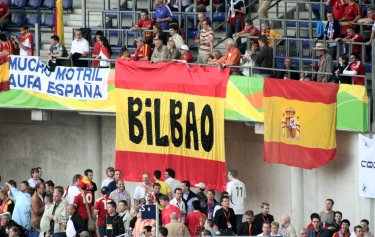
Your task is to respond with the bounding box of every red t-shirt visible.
[346,33,363,55]
[349,61,365,85]
[162,205,182,226]
[1,40,14,55]
[185,211,207,237]
[180,53,193,63]
[137,19,153,41]
[0,2,9,18]
[342,3,360,21]
[134,44,152,60]
[94,196,112,227]
[330,0,345,20]
[73,190,93,219]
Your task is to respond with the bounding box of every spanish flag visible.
[115,61,229,190]
[263,78,339,169]
[0,62,9,92]
[54,0,64,45]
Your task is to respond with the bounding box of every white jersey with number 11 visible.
[226,179,246,215]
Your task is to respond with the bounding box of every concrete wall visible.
[0,109,373,232]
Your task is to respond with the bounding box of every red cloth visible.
[185,211,207,237]
[349,61,365,85]
[330,0,345,20]
[342,3,360,21]
[346,33,363,55]
[94,196,112,227]
[0,2,9,18]
[229,13,244,30]
[137,19,153,41]
[162,205,182,226]
[73,190,93,219]
[180,53,193,63]
[92,41,101,67]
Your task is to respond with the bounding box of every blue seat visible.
[364,62,371,73]
[27,13,41,26]
[40,14,54,28]
[8,13,27,26]
[187,29,198,39]
[0,0,10,5]
[212,12,225,21]
[40,0,55,10]
[10,0,27,8]
[105,11,132,19]
[63,0,73,10]
[24,0,41,9]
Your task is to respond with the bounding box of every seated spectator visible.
[343,52,365,85]
[340,0,361,22]
[0,1,10,28]
[226,0,245,38]
[277,57,299,80]
[334,55,351,84]
[261,22,283,48]
[312,42,333,82]
[169,24,184,50]
[166,39,181,61]
[356,8,375,24]
[167,0,192,12]
[208,49,222,61]
[132,37,152,61]
[0,190,14,215]
[70,29,90,67]
[251,35,273,77]
[186,0,208,12]
[208,0,225,12]
[94,36,112,68]
[154,0,173,30]
[46,35,69,71]
[325,0,345,20]
[179,44,193,63]
[152,24,169,48]
[241,42,259,76]
[234,19,261,53]
[11,25,33,56]
[208,38,241,74]
[119,46,132,60]
[92,31,104,67]
[324,11,340,59]
[196,19,214,64]
[338,27,363,56]
[0,34,14,59]
[151,39,168,63]
[131,9,153,45]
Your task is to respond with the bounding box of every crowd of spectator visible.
[0,168,373,237]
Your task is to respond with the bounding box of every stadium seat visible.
[27,13,42,26]
[212,12,226,21]
[10,0,27,8]
[24,0,42,9]
[187,29,198,39]
[40,0,55,10]
[40,14,54,28]
[0,0,10,5]
[8,13,27,27]
[364,62,371,73]
[63,0,73,11]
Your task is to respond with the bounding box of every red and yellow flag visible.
[115,61,229,190]
[54,0,64,45]
[0,61,9,92]
[263,78,339,169]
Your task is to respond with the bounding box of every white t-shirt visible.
[101,177,113,188]
[65,186,80,204]
[66,217,76,237]
[28,178,39,188]
[20,38,31,56]
[165,177,180,193]
[70,38,89,55]
[133,184,151,200]
[226,179,246,215]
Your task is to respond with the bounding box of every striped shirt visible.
[199,27,214,52]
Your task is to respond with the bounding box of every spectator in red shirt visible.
[357,8,375,24]
[160,195,182,226]
[179,44,193,63]
[233,19,261,53]
[340,0,361,22]
[73,177,93,231]
[338,27,363,55]
[92,31,104,67]
[325,0,346,20]
[132,37,152,61]
[343,52,365,85]
[94,187,113,237]
[185,200,207,237]
[0,1,10,28]
[131,9,153,45]
[0,34,14,57]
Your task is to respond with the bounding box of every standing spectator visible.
[234,19,261,54]
[28,168,40,188]
[31,182,45,230]
[105,201,125,237]
[324,11,340,59]
[109,180,131,210]
[325,0,345,20]
[153,170,171,197]
[258,0,271,19]
[47,186,68,237]
[40,193,54,234]
[5,182,32,231]
[0,190,14,215]
[343,52,365,85]
[179,44,193,63]
[359,220,373,237]
[132,37,152,61]
[160,195,182,226]
[313,42,333,82]
[357,8,375,24]
[203,219,216,236]
[205,189,219,220]
[185,200,207,236]
[333,220,350,237]
[181,181,198,214]
[319,199,335,226]
[133,173,153,206]
[169,24,184,50]
[238,210,256,236]
[340,0,361,22]
[165,212,190,237]
[170,188,186,221]
[208,38,241,74]
[279,215,297,237]
[159,227,169,237]
[164,168,181,194]
[0,1,10,27]
[261,22,283,48]
[226,169,246,233]
[46,35,68,70]
[64,174,82,205]
[101,167,115,188]
[84,169,98,205]
[226,0,245,38]
[70,29,90,67]
[45,180,55,195]
[196,19,214,64]
[73,177,93,230]
[108,170,122,193]
[152,24,169,47]
[154,0,172,30]
[338,27,363,56]
[259,222,272,237]
[307,214,330,237]
[66,204,87,237]
[253,202,274,235]
[131,9,153,45]
[332,211,343,231]
[194,183,207,215]
[91,31,104,67]
[118,200,132,232]
[12,25,33,56]
[214,196,236,236]
[94,187,112,237]
[251,35,273,77]
[0,34,14,57]
[277,57,299,80]
[94,36,112,68]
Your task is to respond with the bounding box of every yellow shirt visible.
[262,28,283,47]
[156,180,171,195]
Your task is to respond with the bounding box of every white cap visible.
[195,182,206,190]
[180,44,189,51]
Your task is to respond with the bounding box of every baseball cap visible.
[195,182,206,190]
[180,44,189,51]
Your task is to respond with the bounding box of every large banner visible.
[263,78,339,169]
[115,61,229,191]
[9,56,109,100]
[359,134,375,198]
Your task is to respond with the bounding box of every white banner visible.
[359,134,375,198]
[9,56,109,100]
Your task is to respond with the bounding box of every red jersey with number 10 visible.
[73,190,93,219]
[94,196,113,227]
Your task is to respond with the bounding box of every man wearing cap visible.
[132,37,152,61]
[313,42,333,82]
[195,183,207,215]
[169,25,184,50]
[151,40,168,63]
[94,187,113,237]
[179,45,193,63]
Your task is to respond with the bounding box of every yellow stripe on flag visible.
[264,96,336,149]
[55,0,64,45]
[116,89,226,162]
